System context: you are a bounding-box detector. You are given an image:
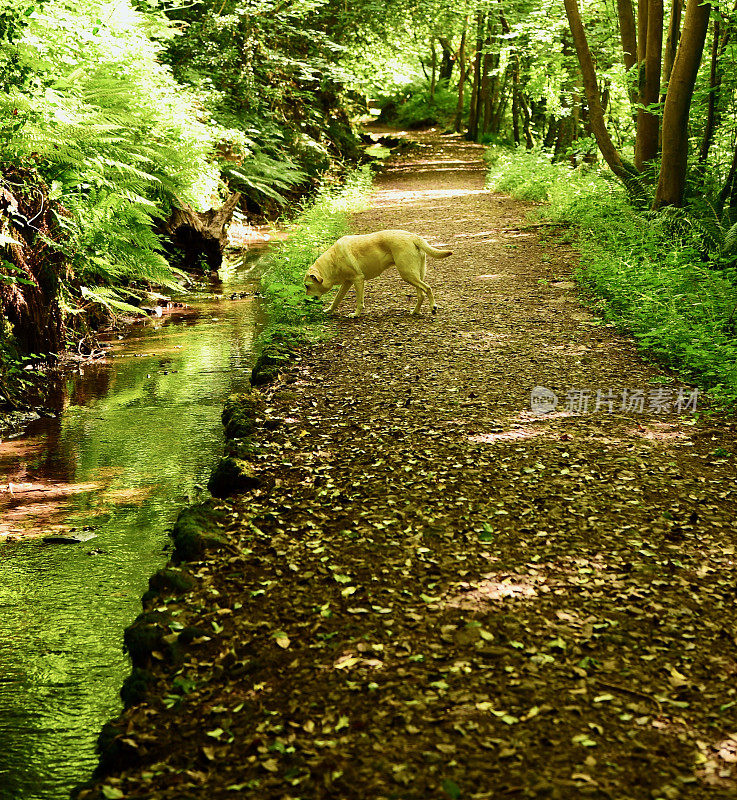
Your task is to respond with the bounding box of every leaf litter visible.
[79,130,737,800]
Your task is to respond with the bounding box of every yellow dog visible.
[304,229,452,316]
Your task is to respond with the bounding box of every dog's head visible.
[304,266,329,298]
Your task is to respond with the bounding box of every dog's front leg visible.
[328,281,352,313]
[351,275,365,316]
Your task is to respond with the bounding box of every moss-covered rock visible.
[141,567,197,606]
[123,610,171,668]
[250,329,310,386]
[226,436,261,460]
[222,390,264,439]
[120,667,157,708]
[207,455,259,498]
[250,345,290,385]
[170,503,229,563]
[95,721,142,776]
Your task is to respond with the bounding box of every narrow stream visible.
[0,257,264,800]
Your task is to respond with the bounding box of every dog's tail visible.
[414,236,453,259]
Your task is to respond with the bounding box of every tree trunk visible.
[162,193,242,271]
[617,0,639,71]
[717,144,737,216]
[438,36,455,82]
[653,0,711,207]
[616,0,639,106]
[572,82,582,144]
[635,0,647,165]
[453,16,468,132]
[544,115,559,148]
[430,41,437,100]
[697,18,719,166]
[554,115,575,160]
[498,8,524,146]
[466,11,484,140]
[482,52,499,134]
[478,14,494,137]
[519,94,535,149]
[662,0,684,101]
[635,0,663,168]
[563,0,642,191]
[491,66,511,134]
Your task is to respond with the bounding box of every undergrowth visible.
[256,164,373,347]
[378,81,462,129]
[486,147,737,408]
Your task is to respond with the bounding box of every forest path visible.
[85,131,737,800]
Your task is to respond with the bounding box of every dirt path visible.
[82,132,737,800]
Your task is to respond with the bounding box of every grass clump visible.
[243,163,372,387]
[258,164,373,334]
[485,146,603,205]
[486,146,737,407]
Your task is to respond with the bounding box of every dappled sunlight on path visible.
[81,128,737,800]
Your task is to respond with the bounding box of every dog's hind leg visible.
[419,253,438,313]
[400,269,436,315]
[402,276,435,315]
[398,253,436,316]
[328,281,352,313]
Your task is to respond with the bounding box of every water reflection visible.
[0,265,262,799]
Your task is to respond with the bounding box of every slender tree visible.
[635,0,663,168]
[653,0,712,207]
[698,16,721,166]
[453,14,469,132]
[617,0,639,107]
[562,0,640,187]
[466,9,485,140]
[662,0,684,97]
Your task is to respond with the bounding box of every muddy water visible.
[0,262,263,799]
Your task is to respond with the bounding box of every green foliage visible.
[219,145,305,208]
[0,0,225,327]
[488,147,737,406]
[0,340,43,406]
[379,81,461,129]
[486,145,603,205]
[0,0,361,358]
[161,0,362,184]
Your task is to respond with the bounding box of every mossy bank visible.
[73,167,373,797]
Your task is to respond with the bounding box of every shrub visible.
[378,81,461,130]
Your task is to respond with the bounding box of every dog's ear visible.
[307,273,323,285]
